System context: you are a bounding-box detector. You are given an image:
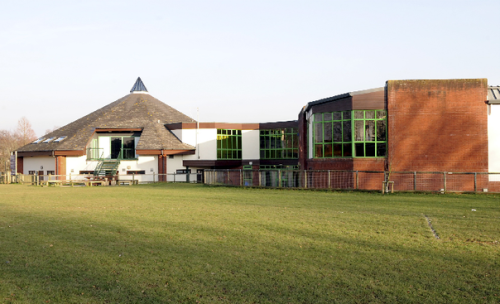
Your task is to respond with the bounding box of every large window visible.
[217,129,242,160]
[313,110,387,158]
[260,128,298,159]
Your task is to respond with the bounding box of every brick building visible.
[15,77,500,191]
[300,78,500,191]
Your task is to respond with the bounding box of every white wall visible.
[183,128,217,161]
[115,155,158,183]
[66,155,97,175]
[98,136,111,158]
[488,105,500,181]
[23,156,55,175]
[242,130,259,160]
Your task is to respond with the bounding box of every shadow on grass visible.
[1,205,499,304]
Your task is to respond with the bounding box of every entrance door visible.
[111,137,122,159]
[197,169,204,183]
[38,170,44,181]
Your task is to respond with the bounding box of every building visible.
[299,78,500,191]
[14,77,500,191]
[15,78,299,183]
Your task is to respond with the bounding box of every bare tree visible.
[0,130,18,173]
[15,116,37,146]
[0,117,37,173]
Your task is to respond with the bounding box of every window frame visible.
[216,129,242,160]
[259,128,299,160]
[312,110,387,158]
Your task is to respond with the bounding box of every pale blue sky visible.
[1,0,499,136]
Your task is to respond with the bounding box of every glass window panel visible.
[355,143,364,157]
[343,143,352,157]
[314,123,323,143]
[217,138,221,149]
[111,137,121,159]
[217,129,221,134]
[324,112,332,121]
[377,120,387,141]
[292,134,298,148]
[314,113,323,122]
[377,143,387,157]
[366,121,375,141]
[292,149,299,158]
[377,110,387,119]
[333,122,342,142]
[260,136,266,149]
[354,111,364,119]
[266,150,271,158]
[217,150,222,159]
[365,111,375,119]
[276,137,282,149]
[342,111,351,120]
[270,150,276,159]
[237,130,242,135]
[343,121,351,142]
[238,136,242,149]
[333,144,342,157]
[324,144,333,157]
[237,151,242,159]
[355,121,364,141]
[315,144,323,158]
[333,112,342,120]
[366,143,376,157]
[324,122,332,142]
[260,150,265,158]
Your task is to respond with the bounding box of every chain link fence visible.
[205,170,500,193]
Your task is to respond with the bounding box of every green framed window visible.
[217,129,242,160]
[313,110,387,158]
[260,128,298,159]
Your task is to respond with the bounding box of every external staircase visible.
[93,159,120,177]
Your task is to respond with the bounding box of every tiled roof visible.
[18,93,196,152]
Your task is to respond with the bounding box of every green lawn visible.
[0,184,498,303]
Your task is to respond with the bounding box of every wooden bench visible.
[45,180,63,187]
[117,180,139,186]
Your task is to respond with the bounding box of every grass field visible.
[0,184,499,303]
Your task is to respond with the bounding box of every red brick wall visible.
[387,79,488,173]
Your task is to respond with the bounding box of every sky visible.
[1,0,499,137]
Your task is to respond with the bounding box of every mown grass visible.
[0,183,499,303]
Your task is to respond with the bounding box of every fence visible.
[205,170,500,193]
[0,172,202,186]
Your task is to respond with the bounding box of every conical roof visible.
[18,82,195,152]
[130,77,148,93]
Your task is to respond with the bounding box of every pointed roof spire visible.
[130,77,148,93]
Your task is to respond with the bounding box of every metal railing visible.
[204,170,500,193]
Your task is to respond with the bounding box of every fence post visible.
[414,171,417,191]
[304,171,308,189]
[328,170,331,189]
[278,170,282,188]
[133,173,135,185]
[474,172,477,192]
[240,169,243,187]
[153,172,156,183]
[355,171,359,190]
[443,172,447,193]
[226,169,229,185]
[259,171,262,187]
